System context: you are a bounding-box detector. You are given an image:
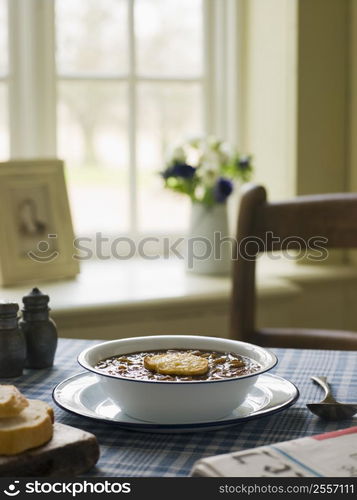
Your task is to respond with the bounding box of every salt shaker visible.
[0,302,26,378]
[19,288,58,368]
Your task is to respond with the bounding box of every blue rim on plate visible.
[52,372,299,432]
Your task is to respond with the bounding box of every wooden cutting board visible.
[0,423,100,477]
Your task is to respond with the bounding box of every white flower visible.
[217,141,233,164]
[196,156,221,188]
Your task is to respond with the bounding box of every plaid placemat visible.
[3,338,356,477]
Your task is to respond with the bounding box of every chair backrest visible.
[230,183,357,341]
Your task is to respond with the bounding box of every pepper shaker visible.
[19,288,58,369]
[0,301,26,378]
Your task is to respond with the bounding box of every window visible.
[3,0,240,239]
[56,0,203,236]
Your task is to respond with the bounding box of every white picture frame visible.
[0,159,80,286]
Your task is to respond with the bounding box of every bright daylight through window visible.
[57,0,204,237]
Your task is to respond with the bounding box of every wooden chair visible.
[230,183,357,350]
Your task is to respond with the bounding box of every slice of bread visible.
[0,385,29,418]
[0,400,54,456]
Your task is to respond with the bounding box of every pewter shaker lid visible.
[22,288,50,310]
[0,301,19,315]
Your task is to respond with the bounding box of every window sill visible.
[2,257,357,338]
[0,257,296,311]
[2,256,356,310]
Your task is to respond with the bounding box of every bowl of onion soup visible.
[78,335,277,424]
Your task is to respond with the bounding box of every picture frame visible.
[0,159,80,286]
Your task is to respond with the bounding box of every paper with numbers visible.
[191,427,357,477]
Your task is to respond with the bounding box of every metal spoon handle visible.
[311,376,337,404]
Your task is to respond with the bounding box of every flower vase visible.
[186,202,231,275]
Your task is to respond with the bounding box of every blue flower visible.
[162,162,196,179]
[213,177,233,203]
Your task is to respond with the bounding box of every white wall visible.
[242,0,350,200]
[350,0,357,192]
[297,0,349,195]
[241,0,297,200]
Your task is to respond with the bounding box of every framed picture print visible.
[0,159,80,286]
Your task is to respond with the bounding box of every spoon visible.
[306,376,357,421]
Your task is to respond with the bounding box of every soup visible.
[94,349,261,382]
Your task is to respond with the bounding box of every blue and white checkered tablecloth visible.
[5,338,357,477]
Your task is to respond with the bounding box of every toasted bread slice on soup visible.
[144,352,209,376]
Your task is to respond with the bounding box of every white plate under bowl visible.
[53,372,299,433]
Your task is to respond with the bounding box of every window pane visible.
[56,0,128,74]
[135,0,203,77]
[57,82,129,235]
[0,84,9,160]
[0,0,8,74]
[137,83,203,232]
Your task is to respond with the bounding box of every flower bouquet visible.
[161,136,253,207]
[161,136,253,274]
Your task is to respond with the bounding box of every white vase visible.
[186,202,231,275]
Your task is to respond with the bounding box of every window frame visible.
[0,73,9,161]
[0,0,9,160]
[6,0,242,241]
